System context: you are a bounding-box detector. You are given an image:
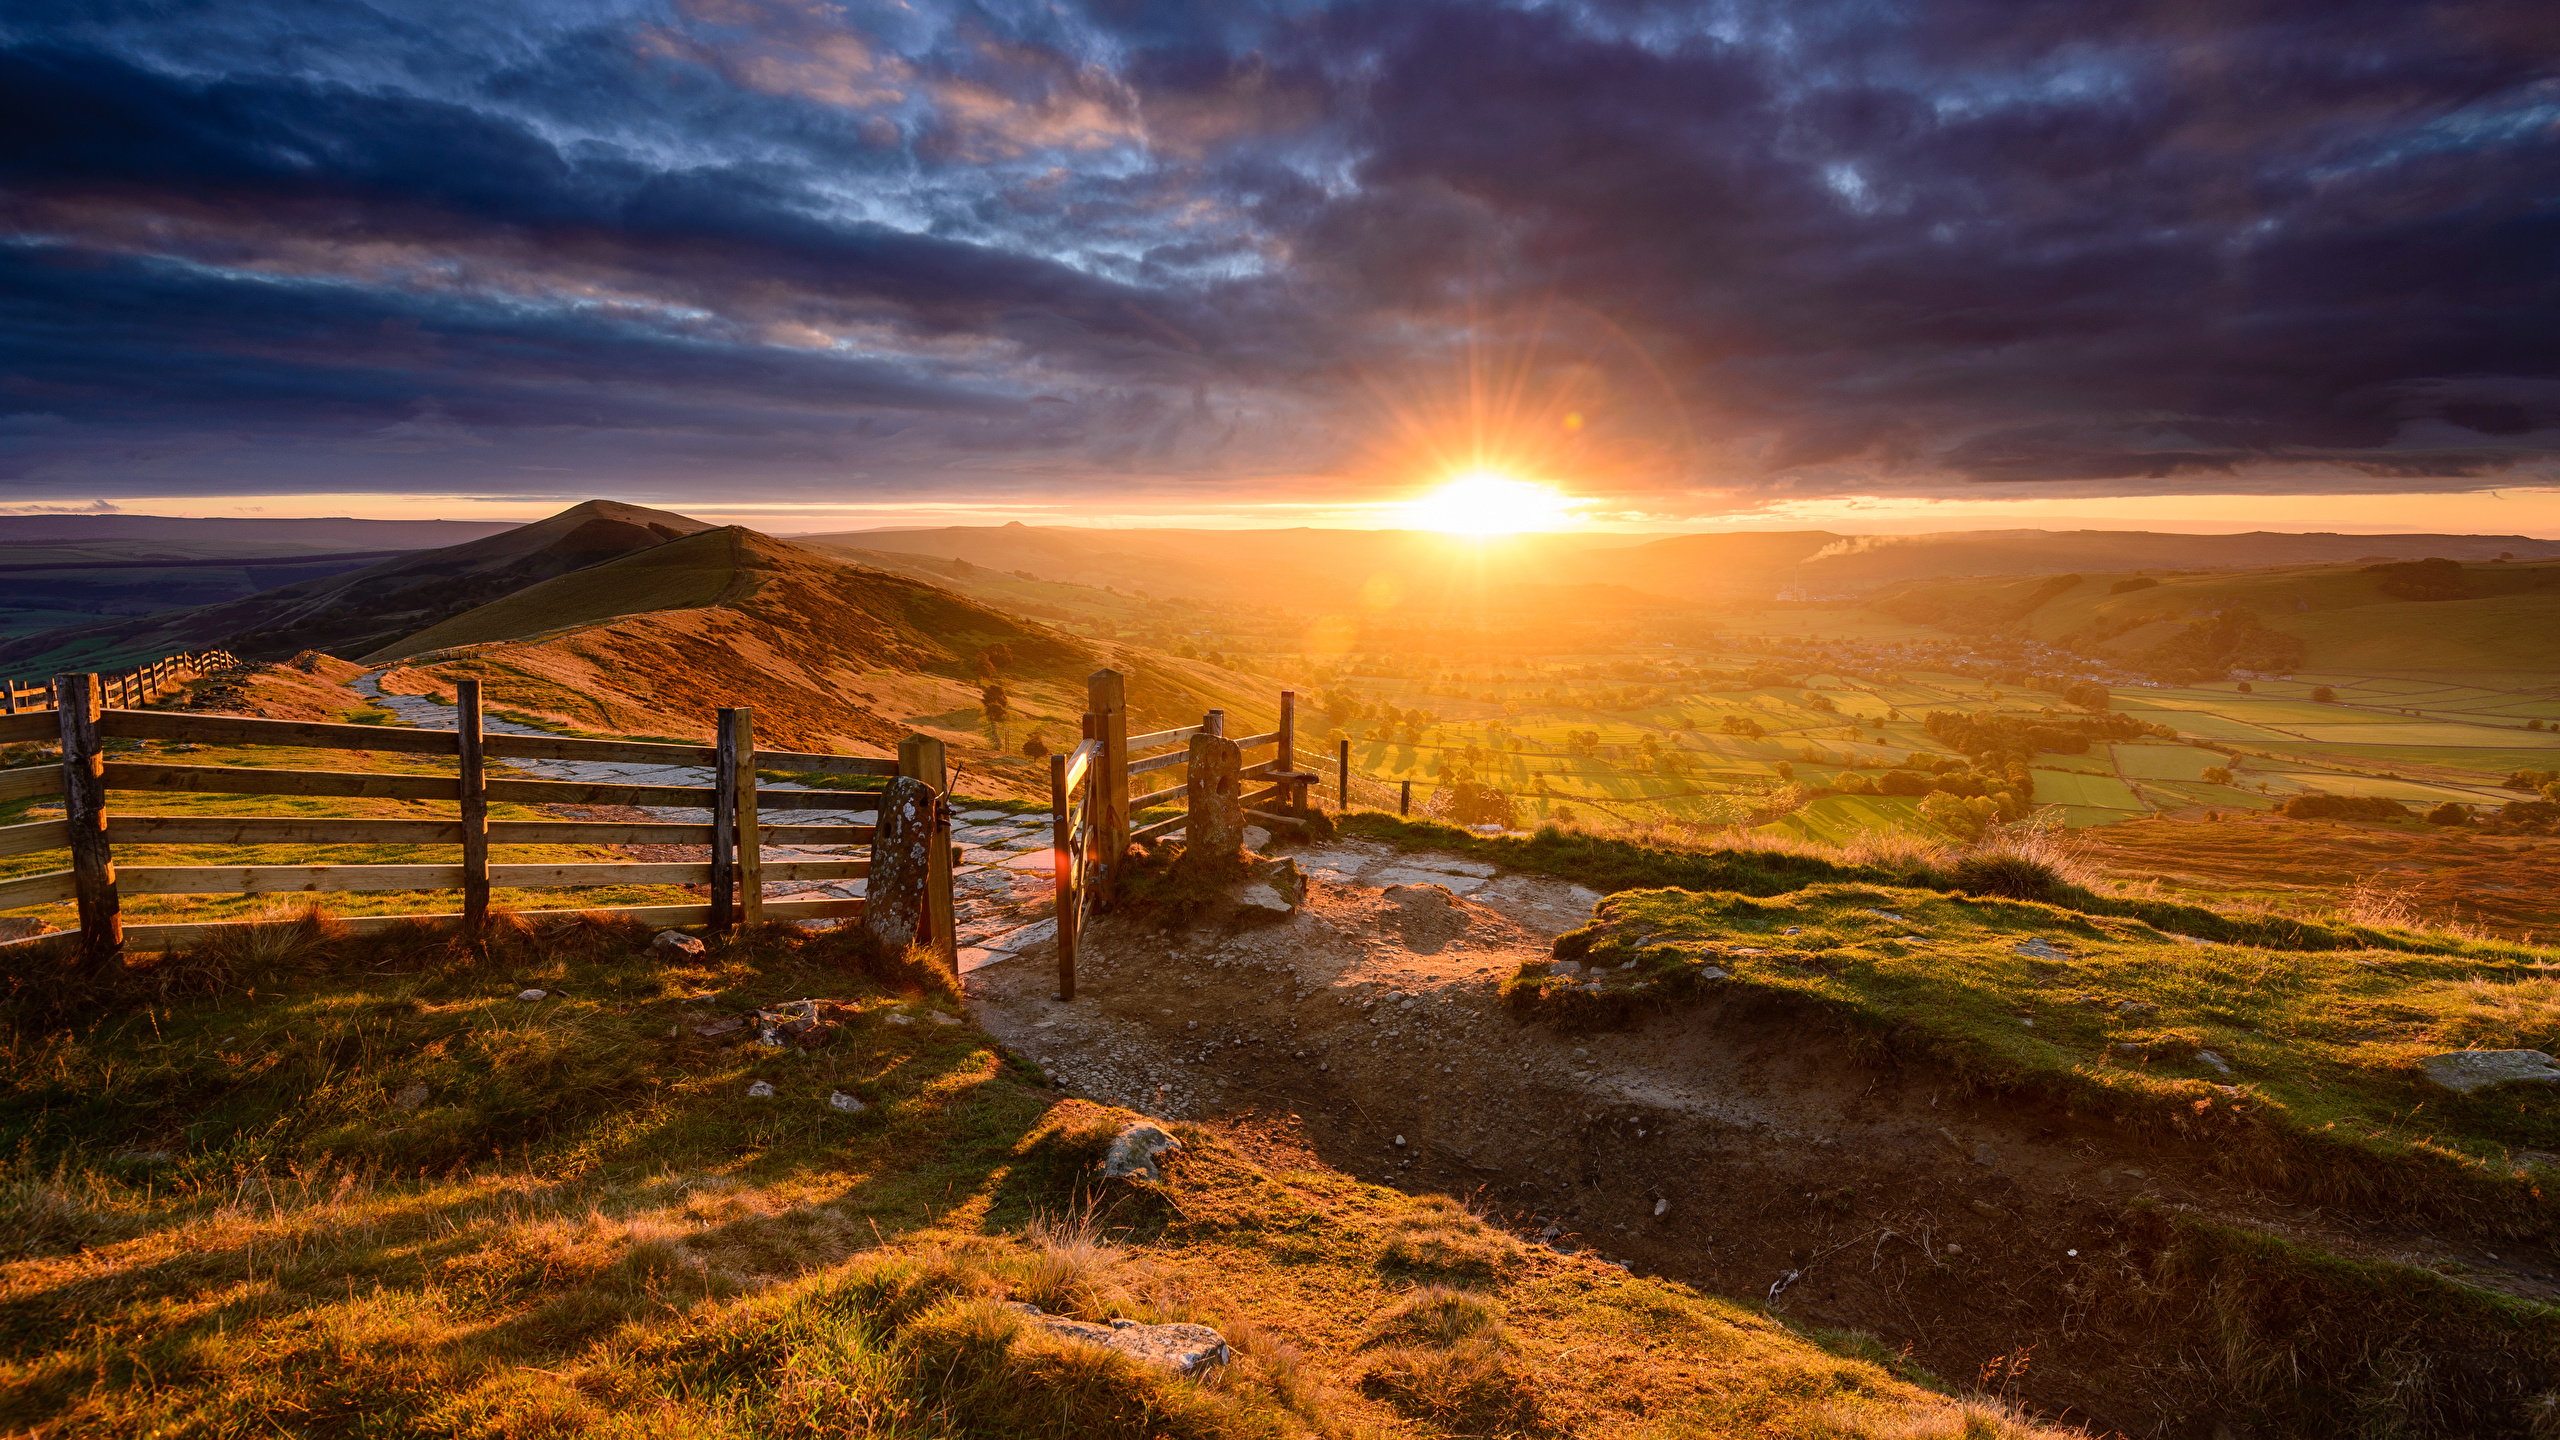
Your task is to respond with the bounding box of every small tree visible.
[980,682,1010,739]
[2236,681,2253,693]
[1022,731,1050,759]
[2311,685,2337,703]
[2201,765,2233,785]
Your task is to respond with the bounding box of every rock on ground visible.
[1102,1122,1183,1181]
[1008,1303,1229,1375]
[2422,1049,2560,1093]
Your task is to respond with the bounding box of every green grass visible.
[2025,768,2143,809]
[0,913,2070,1438]
[1523,881,2560,1235]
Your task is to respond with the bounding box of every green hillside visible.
[368,528,755,660]
[0,500,716,673]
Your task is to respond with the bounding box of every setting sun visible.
[1402,470,1579,533]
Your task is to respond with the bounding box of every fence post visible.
[57,673,120,970]
[456,679,489,935]
[1401,780,1412,816]
[734,709,762,926]
[1051,750,1075,1002]
[2,680,13,717]
[711,709,739,933]
[1339,737,1350,812]
[1086,669,1127,902]
[1203,707,1223,738]
[1278,690,1296,775]
[899,734,956,968]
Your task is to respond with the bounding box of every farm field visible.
[1289,635,2550,842]
[2072,813,2560,942]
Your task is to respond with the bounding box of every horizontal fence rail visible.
[0,669,955,970]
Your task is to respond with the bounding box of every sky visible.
[3,0,2557,535]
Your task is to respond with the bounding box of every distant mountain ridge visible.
[0,514,518,547]
[802,523,2560,607]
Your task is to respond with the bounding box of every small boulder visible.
[516,989,548,1002]
[649,930,706,961]
[391,1082,429,1113]
[2196,1049,2233,1075]
[828,1091,866,1113]
[1008,1303,1229,1375]
[2016,938,2069,962]
[2423,1050,2560,1094]
[1231,856,1305,917]
[1102,1122,1183,1182]
[747,1080,775,1098]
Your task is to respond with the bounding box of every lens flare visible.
[1402,471,1578,534]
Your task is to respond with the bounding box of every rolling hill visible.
[0,500,715,674]
[368,525,1286,773]
[800,522,2560,611]
[1869,556,2560,674]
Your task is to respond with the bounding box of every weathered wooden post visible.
[1185,731,1245,860]
[2,679,14,717]
[864,774,936,955]
[734,709,762,926]
[56,673,119,969]
[1086,669,1127,901]
[456,679,490,934]
[899,734,956,969]
[1277,689,1296,774]
[1340,737,1351,812]
[1401,780,1412,816]
[1050,750,1075,1001]
[711,708,740,933]
[1202,707,1224,738]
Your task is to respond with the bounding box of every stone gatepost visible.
[1186,733,1245,860]
[863,775,936,951]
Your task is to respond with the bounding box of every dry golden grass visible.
[0,912,2084,1439]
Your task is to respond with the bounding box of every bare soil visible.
[966,838,2560,1437]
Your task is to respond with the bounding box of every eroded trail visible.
[966,840,2559,1436]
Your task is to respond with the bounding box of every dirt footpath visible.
[963,839,2560,1437]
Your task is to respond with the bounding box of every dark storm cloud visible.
[0,0,2554,502]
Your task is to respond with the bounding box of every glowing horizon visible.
[1397,472,1583,534]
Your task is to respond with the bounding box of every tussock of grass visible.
[1355,1286,1549,1436]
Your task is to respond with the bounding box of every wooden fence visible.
[1048,669,1347,1001]
[4,648,235,716]
[2,672,957,968]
